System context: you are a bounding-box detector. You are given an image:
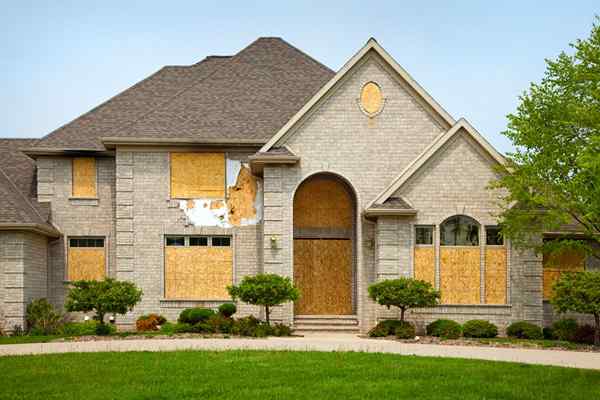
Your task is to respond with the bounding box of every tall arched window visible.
[440,215,479,246]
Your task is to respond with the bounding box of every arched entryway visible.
[293,173,356,315]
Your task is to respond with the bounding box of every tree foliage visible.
[228,274,299,325]
[491,18,600,261]
[552,271,600,345]
[368,278,439,322]
[65,279,143,328]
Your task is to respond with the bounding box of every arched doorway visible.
[293,173,355,315]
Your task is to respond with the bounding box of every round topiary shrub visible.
[395,321,416,339]
[506,321,543,340]
[426,319,462,339]
[462,320,498,338]
[368,320,407,337]
[550,318,578,341]
[178,308,215,325]
[218,303,237,318]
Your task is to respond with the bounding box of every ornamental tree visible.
[490,18,600,262]
[552,271,600,346]
[65,278,143,331]
[228,274,299,325]
[368,278,440,322]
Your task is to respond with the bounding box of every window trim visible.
[415,225,434,246]
[440,215,480,246]
[71,157,98,199]
[485,225,504,246]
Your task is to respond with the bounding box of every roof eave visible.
[23,148,115,158]
[0,223,62,238]
[363,208,418,218]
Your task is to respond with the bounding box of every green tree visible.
[552,271,600,346]
[228,274,299,325]
[65,279,143,332]
[491,18,600,262]
[368,278,440,322]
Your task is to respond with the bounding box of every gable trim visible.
[367,118,506,209]
[260,38,456,153]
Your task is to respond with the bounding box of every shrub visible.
[368,278,439,322]
[202,315,234,334]
[551,318,578,341]
[462,320,498,338]
[136,314,167,332]
[506,321,543,340]
[65,279,143,331]
[543,327,554,340]
[218,303,237,318]
[231,316,272,337]
[395,321,416,339]
[159,322,175,335]
[95,323,112,336]
[172,323,193,334]
[10,325,25,337]
[368,320,406,337]
[573,325,595,345]
[551,271,600,345]
[26,299,62,335]
[178,308,215,325]
[271,323,293,337]
[228,274,299,325]
[426,319,462,339]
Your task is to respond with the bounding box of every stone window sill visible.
[69,197,99,206]
[160,298,232,308]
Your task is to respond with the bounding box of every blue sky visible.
[1,1,598,153]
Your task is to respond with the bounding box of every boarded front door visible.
[293,174,355,315]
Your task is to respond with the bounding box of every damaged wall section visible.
[178,157,263,228]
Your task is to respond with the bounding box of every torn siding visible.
[178,159,263,228]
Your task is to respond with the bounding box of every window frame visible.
[485,226,504,246]
[440,215,480,246]
[415,225,434,246]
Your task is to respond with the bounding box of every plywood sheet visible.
[165,246,232,300]
[360,82,383,115]
[440,247,480,304]
[543,249,585,300]
[72,157,97,198]
[485,247,507,304]
[294,239,353,315]
[414,247,435,286]
[170,153,225,199]
[68,248,105,281]
[293,177,353,230]
[227,166,257,226]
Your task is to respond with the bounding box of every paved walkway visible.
[1,334,598,370]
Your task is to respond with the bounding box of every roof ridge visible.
[272,37,334,74]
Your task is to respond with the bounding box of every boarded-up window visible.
[72,157,97,198]
[68,237,105,281]
[543,249,585,300]
[414,226,435,286]
[440,247,480,304]
[164,236,232,300]
[170,153,225,198]
[485,247,507,304]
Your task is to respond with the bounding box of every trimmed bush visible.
[426,319,462,339]
[173,323,193,334]
[95,323,113,336]
[159,322,176,335]
[59,320,116,336]
[231,316,272,337]
[573,325,595,345]
[462,320,498,338]
[201,315,234,334]
[178,308,215,325]
[271,323,293,337]
[543,327,554,340]
[26,299,62,335]
[506,321,543,340]
[368,278,439,322]
[550,319,578,341]
[136,314,167,332]
[368,320,407,337]
[218,303,237,318]
[395,321,416,339]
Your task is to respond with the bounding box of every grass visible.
[0,335,62,345]
[0,351,598,399]
[473,337,584,350]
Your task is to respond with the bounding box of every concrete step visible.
[293,315,359,333]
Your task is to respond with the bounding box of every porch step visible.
[293,315,359,334]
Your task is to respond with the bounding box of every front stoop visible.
[293,315,359,334]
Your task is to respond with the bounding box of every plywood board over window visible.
[68,238,105,281]
[440,247,480,304]
[72,157,97,198]
[485,247,507,304]
[414,247,435,286]
[293,177,353,230]
[170,153,225,199]
[165,246,232,300]
[543,250,585,300]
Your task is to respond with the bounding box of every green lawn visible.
[0,351,598,399]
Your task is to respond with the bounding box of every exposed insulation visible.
[440,247,480,304]
[485,247,507,304]
[293,177,353,230]
[360,82,383,115]
[414,247,435,286]
[165,246,232,300]
[68,248,105,281]
[227,166,258,226]
[293,239,353,315]
[179,199,229,227]
[72,157,97,198]
[543,250,585,300]
[170,152,225,198]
